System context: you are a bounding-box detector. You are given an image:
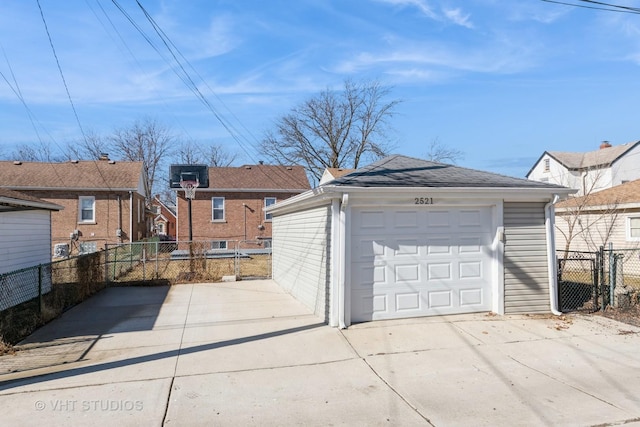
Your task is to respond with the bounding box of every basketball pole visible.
[188,197,193,242]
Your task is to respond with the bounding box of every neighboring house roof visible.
[320,167,356,185]
[0,160,144,191]
[204,164,311,191]
[0,188,63,211]
[556,179,640,209]
[152,196,176,217]
[330,154,571,189]
[527,140,640,177]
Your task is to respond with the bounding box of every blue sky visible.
[1,0,639,178]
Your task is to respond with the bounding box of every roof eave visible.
[0,197,64,211]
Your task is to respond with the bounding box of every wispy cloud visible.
[375,0,474,28]
[443,8,473,29]
[331,39,539,80]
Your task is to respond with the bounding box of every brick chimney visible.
[600,141,612,149]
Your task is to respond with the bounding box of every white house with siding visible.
[268,155,574,328]
[527,140,640,196]
[555,179,640,253]
[0,188,63,275]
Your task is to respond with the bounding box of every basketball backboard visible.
[169,164,209,188]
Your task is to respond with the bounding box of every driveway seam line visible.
[161,283,195,424]
[338,330,435,426]
[507,355,624,411]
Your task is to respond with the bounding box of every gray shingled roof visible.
[548,141,639,169]
[329,155,570,189]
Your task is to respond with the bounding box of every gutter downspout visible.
[129,191,133,243]
[329,198,340,327]
[545,194,562,315]
[338,193,349,329]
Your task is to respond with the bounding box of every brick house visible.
[150,195,176,238]
[0,158,148,255]
[175,164,310,249]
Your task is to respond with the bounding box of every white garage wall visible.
[272,205,332,320]
[503,202,550,314]
[0,210,52,275]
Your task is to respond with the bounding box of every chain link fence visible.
[557,247,640,313]
[104,239,272,283]
[557,250,600,313]
[0,252,106,344]
[1,238,271,345]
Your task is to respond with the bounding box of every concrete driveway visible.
[1,280,640,426]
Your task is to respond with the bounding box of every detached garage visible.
[269,155,573,327]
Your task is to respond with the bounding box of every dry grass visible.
[0,336,15,356]
[108,254,271,284]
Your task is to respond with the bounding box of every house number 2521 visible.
[414,197,434,205]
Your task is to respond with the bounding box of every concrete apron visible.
[0,281,639,426]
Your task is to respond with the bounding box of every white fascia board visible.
[267,187,339,216]
[0,197,63,211]
[334,186,574,201]
[267,185,574,215]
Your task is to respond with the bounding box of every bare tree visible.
[176,141,237,166]
[10,141,63,162]
[425,138,464,164]
[109,117,175,201]
[65,129,110,160]
[555,168,620,256]
[261,79,401,182]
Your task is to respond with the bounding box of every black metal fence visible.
[0,239,272,345]
[557,246,640,313]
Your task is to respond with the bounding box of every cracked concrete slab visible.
[1,281,640,426]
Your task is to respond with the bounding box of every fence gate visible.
[557,251,600,313]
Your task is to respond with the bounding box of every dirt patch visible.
[596,304,640,328]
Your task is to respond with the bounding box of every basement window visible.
[211,240,227,250]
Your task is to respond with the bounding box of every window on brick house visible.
[264,197,276,221]
[211,240,227,250]
[79,196,95,223]
[212,197,225,221]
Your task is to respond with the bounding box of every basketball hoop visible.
[179,179,199,200]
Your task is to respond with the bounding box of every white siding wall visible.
[0,210,52,275]
[612,144,640,185]
[503,202,551,314]
[528,154,581,191]
[555,209,640,252]
[272,205,331,320]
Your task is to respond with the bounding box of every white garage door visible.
[351,206,493,322]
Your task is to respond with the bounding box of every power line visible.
[541,0,640,14]
[36,0,89,142]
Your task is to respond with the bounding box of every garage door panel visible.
[351,206,494,322]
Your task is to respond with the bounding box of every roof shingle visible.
[0,160,144,190]
[548,141,639,169]
[207,164,310,191]
[556,179,640,208]
[330,155,570,189]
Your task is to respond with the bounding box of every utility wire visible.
[541,0,640,14]
[125,1,300,188]
[36,0,89,142]
[36,0,115,191]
